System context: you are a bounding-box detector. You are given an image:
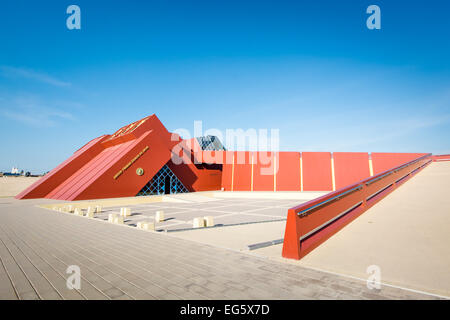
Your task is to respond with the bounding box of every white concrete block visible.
[74,208,83,216]
[85,207,95,218]
[155,210,165,222]
[193,217,205,228]
[113,216,124,224]
[120,207,131,217]
[95,205,102,213]
[142,222,155,231]
[137,221,155,231]
[86,206,95,216]
[67,205,74,213]
[204,216,214,227]
[108,213,117,223]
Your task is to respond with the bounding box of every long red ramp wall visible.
[282,154,432,260]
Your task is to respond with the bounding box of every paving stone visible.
[0,199,440,300]
[103,287,128,299]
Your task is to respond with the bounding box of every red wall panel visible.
[164,142,225,192]
[232,151,252,191]
[333,152,370,190]
[372,153,428,175]
[302,152,333,191]
[253,152,275,191]
[277,152,301,191]
[168,162,222,192]
[220,151,234,191]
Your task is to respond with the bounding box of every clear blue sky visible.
[1,0,449,173]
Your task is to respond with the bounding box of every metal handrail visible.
[293,153,431,217]
[297,185,362,217]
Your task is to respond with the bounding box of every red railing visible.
[282,153,432,260]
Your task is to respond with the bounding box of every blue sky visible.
[1,0,449,173]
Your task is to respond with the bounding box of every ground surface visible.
[0,177,40,198]
[96,197,300,231]
[0,196,435,300]
[254,161,450,298]
[0,164,448,300]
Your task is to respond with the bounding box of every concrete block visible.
[137,221,155,231]
[95,205,102,213]
[120,207,131,217]
[113,216,124,224]
[85,207,95,218]
[143,222,155,231]
[86,206,95,216]
[67,205,74,213]
[74,208,83,216]
[155,210,165,222]
[204,216,214,227]
[193,217,205,228]
[108,213,117,223]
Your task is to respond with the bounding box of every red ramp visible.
[16,115,176,201]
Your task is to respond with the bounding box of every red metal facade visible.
[371,152,428,175]
[253,152,275,191]
[276,152,301,191]
[16,114,222,200]
[302,152,333,191]
[16,114,433,201]
[333,152,371,190]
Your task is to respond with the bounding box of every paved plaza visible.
[0,194,440,300]
[95,197,301,232]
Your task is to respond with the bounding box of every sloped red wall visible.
[15,135,108,199]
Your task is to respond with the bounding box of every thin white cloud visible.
[0,66,71,87]
[0,95,76,128]
[329,115,450,150]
